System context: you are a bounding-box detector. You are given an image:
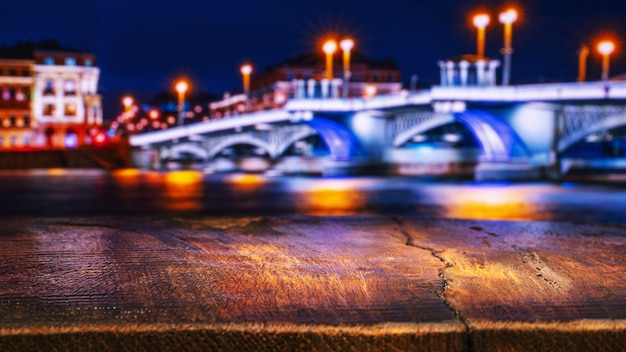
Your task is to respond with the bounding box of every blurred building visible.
[0,41,102,150]
[210,52,403,118]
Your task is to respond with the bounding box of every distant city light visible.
[363,84,377,97]
[94,132,107,145]
[122,96,134,108]
[64,133,78,148]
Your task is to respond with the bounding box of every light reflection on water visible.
[0,169,625,223]
[431,185,548,221]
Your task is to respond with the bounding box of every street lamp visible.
[122,95,134,133]
[340,38,354,98]
[598,40,615,81]
[578,45,590,82]
[240,63,253,112]
[322,40,337,80]
[472,13,490,59]
[175,80,188,126]
[499,8,518,85]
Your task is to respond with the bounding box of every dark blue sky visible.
[2,0,626,117]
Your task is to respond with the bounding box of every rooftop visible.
[0,40,89,60]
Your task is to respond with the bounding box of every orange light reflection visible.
[302,180,365,216]
[441,186,547,221]
[163,170,204,212]
[226,174,266,189]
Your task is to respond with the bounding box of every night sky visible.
[2,0,626,118]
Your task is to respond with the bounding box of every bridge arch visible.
[393,112,456,147]
[453,109,530,161]
[274,128,320,158]
[557,106,626,153]
[207,135,272,159]
[162,142,209,160]
[303,116,363,161]
[393,109,530,161]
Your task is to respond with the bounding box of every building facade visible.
[0,42,102,150]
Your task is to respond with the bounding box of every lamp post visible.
[499,8,518,86]
[598,40,615,81]
[240,63,253,112]
[175,80,188,127]
[340,38,354,98]
[578,45,589,82]
[122,95,133,133]
[473,14,490,59]
[323,40,337,80]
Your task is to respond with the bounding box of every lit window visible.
[0,136,3,147]
[65,57,76,66]
[64,79,76,94]
[44,104,55,116]
[23,135,30,146]
[44,57,55,65]
[2,89,9,100]
[10,135,17,146]
[16,90,26,101]
[65,104,77,116]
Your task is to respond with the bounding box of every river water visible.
[0,168,625,224]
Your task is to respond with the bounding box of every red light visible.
[94,132,107,146]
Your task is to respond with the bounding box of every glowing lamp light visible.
[240,63,253,75]
[598,41,615,55]
[499,9,518,24]
[149,109,160,120]
[323,40,337,54]
[339,38,354,52]
[473,14,490,28]
[175,80,188,94]
[122,96,133,107]
[364,84,377,98]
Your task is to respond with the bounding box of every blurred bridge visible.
[130,80,626,179]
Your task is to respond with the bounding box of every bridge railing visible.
[432,81,626,101]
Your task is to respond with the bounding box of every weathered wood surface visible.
[0,216,624,351]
